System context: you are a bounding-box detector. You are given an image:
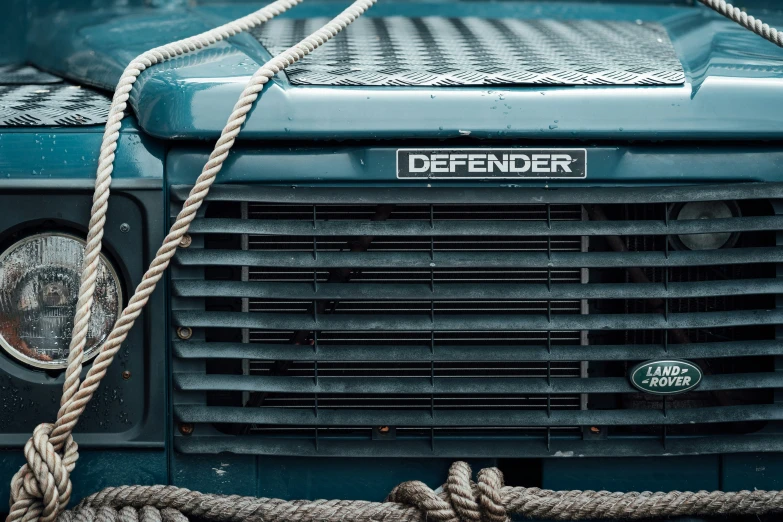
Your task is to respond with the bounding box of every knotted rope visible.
[7,1,783,522]
[6,1,375,521]
[387,462,509,522]
[58,462,783,521]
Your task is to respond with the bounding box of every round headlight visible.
[0,233,122,369]
[669,201,741,251]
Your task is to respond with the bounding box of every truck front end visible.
[2,1,783,520]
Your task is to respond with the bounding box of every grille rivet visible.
[179,234,192,248]
[177,326,193,340]
[119,223,130,233]
[179,423,194,436]
[121,370,131,380]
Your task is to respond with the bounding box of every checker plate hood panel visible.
[252,17,684,87]
[23,1,783,140]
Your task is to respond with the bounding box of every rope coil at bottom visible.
[58,506,187,522]
[58,462,783,522]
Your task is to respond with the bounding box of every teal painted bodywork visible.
[3,0,783,519]
[0,121,162,180]
[0,122,168,512]
[21,1,783,141]
[0,450,167,515]
[166,142,783,186]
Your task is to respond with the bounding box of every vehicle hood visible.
[26,1,783,141]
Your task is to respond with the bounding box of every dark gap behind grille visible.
[216,202,584,437]
[177,194,779,450]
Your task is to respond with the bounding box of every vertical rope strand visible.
[699,0,783,47]
[53,0,303,452]
[8,1,378,521]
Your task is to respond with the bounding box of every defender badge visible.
[396,148,587,179]
[630,359,702,395]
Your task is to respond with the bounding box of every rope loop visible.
[476,468,507,522]
[7,4,376,521]
[388,463,508,522]
[387,481,457,522]
[9,424,79,522]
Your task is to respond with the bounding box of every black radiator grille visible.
[171,184,783,457]
[242,203,583,436]
[248,268,583,282]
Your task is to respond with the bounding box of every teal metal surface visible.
[167,453,783,502]
[0,450,166,512]
[0,0,27,66]
[0,116,168,514]
[22,1,783,140]
[166,143,783,186]
[170,453,496,500]
[0,121,161,180]
[543,456,721,492]
[722,453,783,491]
[162,452,783,518]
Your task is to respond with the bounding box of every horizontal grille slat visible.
[173,372,783,395]
[187,215,783,237]
[173,309,783,331]
[175,246,783,269]
[172,340,783,361]
[175,403,783,427]
[172,279,783,301]
[170,182,783,205]
[171,183,783,458]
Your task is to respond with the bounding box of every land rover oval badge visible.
[630,359,702,395]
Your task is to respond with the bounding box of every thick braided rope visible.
[7,1,379,521]
[51,0,374,454]
[58,505,187,522]
[51,0,301,452]
[70,462,783,521]
[444,462,481,522]
[8,0,302,515]
[699,0,783,48]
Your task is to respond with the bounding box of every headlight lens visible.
[670,201,741,251]
[0,233,122,369]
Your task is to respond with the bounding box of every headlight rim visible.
[0,231,124,371]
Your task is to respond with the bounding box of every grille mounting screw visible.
[179,423,194,436]
[179,234,192,248]
[121,370,131,380]
[177,327,193,340]
[119,223,130,233]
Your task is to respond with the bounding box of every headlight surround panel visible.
[0,183,164,449]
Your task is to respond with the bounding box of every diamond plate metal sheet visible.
[253,17,685,86]
[0,83,110,127]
